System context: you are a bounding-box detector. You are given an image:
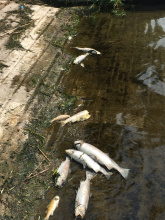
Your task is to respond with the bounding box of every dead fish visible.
[44,196,60,220]
[74,140,130,179]
[72,47,101,55]
[50,114,70,123]
[55,157,71,188]
[60,110,90,126]
[65,149,112,179]
[68,33,79,41]
[75,171,95,218]
[73,53,89,65]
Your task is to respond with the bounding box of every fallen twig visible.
[8,186,15,191]
[24,168,49,181]
[36,146,50,162]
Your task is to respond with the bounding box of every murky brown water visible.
[43,4,165,220]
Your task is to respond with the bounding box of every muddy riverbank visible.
[0,3,87,219]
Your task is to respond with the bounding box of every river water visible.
[45,4,165,220]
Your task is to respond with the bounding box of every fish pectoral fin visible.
[80,63,85,68]
[83,163,86,169]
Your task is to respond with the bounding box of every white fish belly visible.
[76,180,90,207]
[69,150,101,172]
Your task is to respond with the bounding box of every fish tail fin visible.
[105,172,113,179]
[119,168,130,179]
[86,171,96,180]
[100,167,113,179]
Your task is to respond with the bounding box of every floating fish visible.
[73,53,89,65]
[50,114,70,123]
[75,171,95,218]
[65,149,112,179]
[74,140,130,179]
[55,157,71,188]
[72,47,101,55]
[60,110,90,126]
[44,196,60,220]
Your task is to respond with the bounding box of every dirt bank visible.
[0,2,85,219]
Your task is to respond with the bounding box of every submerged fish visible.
[72,47,101,55]
[74,140,130,179]
[73,53,89,65]
[50,114,70,123]
[44,196,60,220]
[75,171,95,218]
[60,110,90,126]
[65,149,112,179]
[55,157,71,188]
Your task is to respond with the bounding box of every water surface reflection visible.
[45,4,165,220]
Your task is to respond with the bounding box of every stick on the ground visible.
[37,146,50,162]
[24,168,49,181]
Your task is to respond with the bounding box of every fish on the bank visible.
[65,149,112,179]
[72,47,101,55]
[75,171,95,218]
[50,114,70,123]
[73,53,89,65]
[44,196,60,220]
[55,157,71,188]
[74,140,130,179]
[60,110,90,126]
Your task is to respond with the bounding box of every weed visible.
[91,0,125,12]
[112,8,126,17]
[53,37,64,48]
[60,92,77,112]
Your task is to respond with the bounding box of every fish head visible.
[75,204,86,218]
[56,177,63,188]
[54,196,60,202]
[74,140,83,149]
[65,149,75,156]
